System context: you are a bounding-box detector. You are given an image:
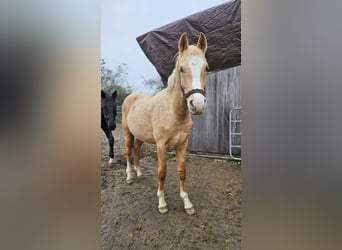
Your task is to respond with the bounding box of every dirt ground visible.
[101,125,241,250]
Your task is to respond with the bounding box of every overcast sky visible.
[101,0,228,93]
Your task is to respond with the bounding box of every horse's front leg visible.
[108,134,114,164]
[156,143,168,214]
[176,140,195,215]
[103,128,115,164]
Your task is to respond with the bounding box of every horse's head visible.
[177,32,208,115]
[101,90,117,131]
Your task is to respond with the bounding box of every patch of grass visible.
[141,143,157,159]
[229,160,241,167]
[166,154,176,161]
[185,155,205,163]
[139,144,242,168]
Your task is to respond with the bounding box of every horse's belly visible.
[127,110,155,144]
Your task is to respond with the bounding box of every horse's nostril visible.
[190,100,195,108]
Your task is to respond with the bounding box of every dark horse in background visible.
[101,90,117,164]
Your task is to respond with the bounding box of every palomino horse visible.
[122,33,208,215]
[101,90,117,164]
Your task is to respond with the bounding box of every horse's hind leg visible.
[176,140,195,215]
[123,128,134,183]
[134,139,143,177]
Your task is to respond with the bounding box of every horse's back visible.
[122,93,151,113]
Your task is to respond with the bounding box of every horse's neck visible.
[167,71,190,120]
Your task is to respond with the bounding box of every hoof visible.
[108,158,114,164]
[126,170,134,184]
[185,207,195,216]
[134,167,142,178]
[158,206,168,214]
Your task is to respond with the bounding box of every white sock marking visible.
[134,165,142,177]
[180,189,193,210]
[157,189,167,209]
[126,162,134,181]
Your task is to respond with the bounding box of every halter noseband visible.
[179,72,206,99]
[182,87,206,99]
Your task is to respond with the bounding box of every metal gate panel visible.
[229,107,241,160]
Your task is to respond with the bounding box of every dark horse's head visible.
[101,90,117,131]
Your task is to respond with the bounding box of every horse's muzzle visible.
[108,122,116,131]
[188,94,206,115]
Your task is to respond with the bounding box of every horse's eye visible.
[180,67,184,73]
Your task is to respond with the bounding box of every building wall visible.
[188,66,241,154]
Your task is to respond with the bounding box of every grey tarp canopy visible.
[136,0,241,84]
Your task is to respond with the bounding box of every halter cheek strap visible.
[179,71,206,99]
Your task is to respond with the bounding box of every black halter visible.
[179,76,206,99]
[182,88,206,99]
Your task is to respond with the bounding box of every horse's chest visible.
[169,132,190,147]
[164,121,192,146]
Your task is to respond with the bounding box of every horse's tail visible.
[121,93,139,126]
[122,95,135,149]
[121,95,130,132]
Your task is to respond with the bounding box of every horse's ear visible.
[178,32,188,54]
[112,90,117,99]
[101,90,106,99]
[197,32,207,54]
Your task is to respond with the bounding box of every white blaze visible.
[188,55,206,111]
